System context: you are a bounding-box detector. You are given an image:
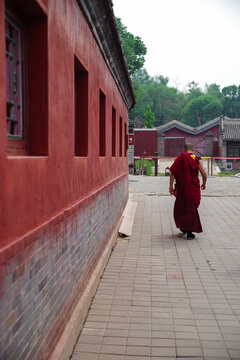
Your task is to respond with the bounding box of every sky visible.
[112,0,240,91]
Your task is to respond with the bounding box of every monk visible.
[169,143,207,239]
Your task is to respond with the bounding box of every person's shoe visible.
[180,229,187,234]
[187,232,195,240]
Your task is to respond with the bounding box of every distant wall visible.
[134,129,157,157]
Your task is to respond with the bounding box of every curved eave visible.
[157,117,221,136]
[77,0,135,111]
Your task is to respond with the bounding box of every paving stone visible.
[152,338,175,347]
[225,341,240,350]
[128,329,151,338]
[98,355,124,360]
[102,337,127,346]
[175,331,200,340]
[151,331,175,339]
[71,353,98,360]
[174,325,198,333]
[78,335,103,344]
[228,349,240,359]
[200,340,226,349]
[177,347,203,357]
[199,332,223,341]
[74,343,100,353]
[176,339,201,347]
[124,356,150,360]
[125,345,150,356]
[151,347,176,357]
[127,337,151,346]
[197,325,221,333]
[99,344,125,355]
[203,347,230,358]
[106,322,129,330]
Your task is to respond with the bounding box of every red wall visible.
[164,126,219,156]
[134,130,157,157]
[0,0,128,245]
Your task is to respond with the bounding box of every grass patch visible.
[218,171,239,177]
[135,159,155,176]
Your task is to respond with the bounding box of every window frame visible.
[5,0,48,156]
[5,4,28,154]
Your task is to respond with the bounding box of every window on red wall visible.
[124,122,128,157]
[99,90,106,157]
[75,56,88,157]
[6,14,23,140]
[112,107,116,157]
[119,116,123,157]
[5,1,48,156]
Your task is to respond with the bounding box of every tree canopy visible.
[129,70,240,128]
[143,105,155,128]
[116,17,147,76]
[182,94,223,126]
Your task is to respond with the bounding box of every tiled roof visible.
[222,118,240,140]
[156,117,240,140]
[156,117,221,135]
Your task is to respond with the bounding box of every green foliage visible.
[129,75,185,127]
[205,83,222,99]
[144,160,155,176]
[185,81,203,102]
[143,105,155,128]
[135,159,154,176]
[218,171,239,177]
[182,94,223,126]
[116,17,147,76]
[222,85,240,117]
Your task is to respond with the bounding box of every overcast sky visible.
[112,0,240,91]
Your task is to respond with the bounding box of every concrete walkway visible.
[71,175,240,360]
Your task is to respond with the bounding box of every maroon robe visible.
[170,152,202,233]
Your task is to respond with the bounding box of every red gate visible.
[164,137,185,156]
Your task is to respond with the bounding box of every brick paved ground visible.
[71,175,240,360]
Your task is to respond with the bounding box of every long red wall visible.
[0,0,130,358]
[0,0,128,244]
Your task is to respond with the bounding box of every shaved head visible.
[184,143,194,151]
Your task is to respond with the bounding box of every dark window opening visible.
[119,116,123,157]
[124,122,128,157]
[75,56,88,157]
[112,107,116,157]
[99,90,106,157]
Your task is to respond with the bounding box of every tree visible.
[154,75,169,86]
[131,68,150,84]
[115,17,147,76]
[185,81,203,102]
[205,83,222,99]
[143,105,155,128]
[182,94,223,126]
[129,72,185,127]
[222,85,240,117]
